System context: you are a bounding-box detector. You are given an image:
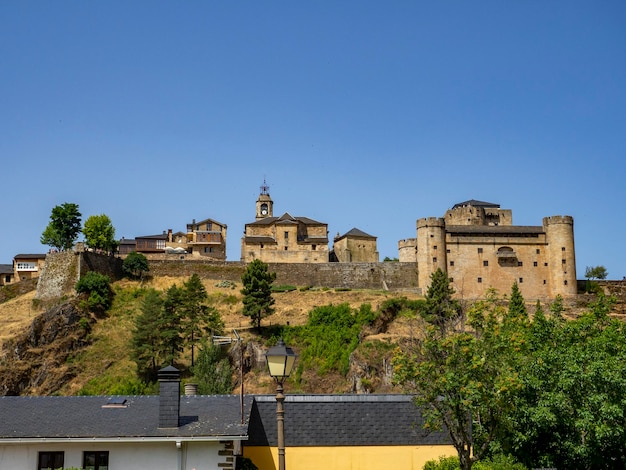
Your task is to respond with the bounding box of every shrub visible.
[75,271,113,313]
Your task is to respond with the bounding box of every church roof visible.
[335,228,376,241]
[452,200,500,209]
[247,213,326,226]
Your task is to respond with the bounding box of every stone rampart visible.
[148,260,419,291]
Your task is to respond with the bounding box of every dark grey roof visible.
[187,217,227,229]
[336,228,376,241]
[0,395,251,442]
[136,234,168,240]
[446,225,544,235]
[241,236,278,244]
[246,394,451,447]
[452,200,500,209]
[247,213,326,226]
[0,264,13,274]
[14,254,46,259]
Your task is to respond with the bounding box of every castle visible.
[399,200,576,299]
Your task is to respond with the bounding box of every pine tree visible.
[241,259,276,330]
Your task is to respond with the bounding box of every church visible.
[240,182,329,263]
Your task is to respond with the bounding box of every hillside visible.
[0,277,424,396]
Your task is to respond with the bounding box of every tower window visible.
[519,278,523,283]
[483,260,488,267]
[518,261,523,266]
[536,249,541,254]
[562,247,566,251]
[450,261,454,266]
[478,277,482,283]
[533,261,538,267]
[564,280,568,285]
[562,259,566,264]
[432,257,437,263]
[543,279,546,284]
[478,248,483,254]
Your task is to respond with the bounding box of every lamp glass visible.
[265,339,297,379]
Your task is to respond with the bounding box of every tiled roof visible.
[136,234,168,240]
[246,394,451,447]
[0,395,251,441]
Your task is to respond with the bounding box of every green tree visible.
[393,288,524,470]
[424,268,461,335]
[192,340,233,394]
[83,214,117,253]
[585,265,608,280]
[505,282,528,325]
[161,284,184,366]
[502,294,626,468]
[241,259,276,330]
[40,202,82,251]
[180,274,224,366]
[122,251,150,280]
[75,271,113,314]
[131,288,165,381]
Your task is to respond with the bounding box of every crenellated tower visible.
[543,215,577,297]
[416,217,447,291]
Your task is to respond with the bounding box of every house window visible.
[544,262,548,267]
[206,222,212,231]
[536,249,541,254]
[519,278,523,283]
[312,244,316,251]
[284,231,289,240]
[39,451,64,470]
[284,246,288,250]
[543,280,547,284]
[446,249,450,253]
[450,261,454,266]
[449,277,454,282]
[478,248,483,254]
[533,261,538,267]
[433,257,437,263]
[84,451,109,470]
[4,275,9,283]
[483,260,488,267]
[478,277,482,283]
[518,261,523,266]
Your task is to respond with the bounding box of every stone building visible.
[185,217,227,260]
[240,183,329,263]
[331,228,379,262]
[399,200,576,299]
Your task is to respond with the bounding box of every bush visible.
[423,455,459,470]
[75,271,113,313]
[271,284,297,292]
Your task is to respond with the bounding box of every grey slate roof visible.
[0,395,251,442]
[336,227,376,240]
[246,394,451,447]
[446,225,544,235]
[0,264,13,274]
[248,213,326,226]
[14,254,46,259]
[452,200,500,209]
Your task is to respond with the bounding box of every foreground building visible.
[0,368,455,470]
[399,200,576,299]
[331,228,379,262]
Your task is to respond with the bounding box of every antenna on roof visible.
[260,177,270,195]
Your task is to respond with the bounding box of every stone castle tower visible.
[404,200,576,300]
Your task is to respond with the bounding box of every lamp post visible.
[265,338,297,470]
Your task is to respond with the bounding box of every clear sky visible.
[2,1,625,279]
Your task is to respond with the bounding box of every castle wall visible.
[445,232,551,300]
[147,260,418,291]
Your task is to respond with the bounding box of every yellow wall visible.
[244,445,456,470]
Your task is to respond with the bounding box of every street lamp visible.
[265,338,297,470]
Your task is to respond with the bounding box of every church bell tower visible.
[256,179,273,220]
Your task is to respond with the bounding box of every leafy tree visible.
[40,202,82,251]
[131,288,165,381]
[585,265,608,280]
[241,259,276,330]
[192,340,233,394]
[75,271,113,313]
[122,251,150,279]
[424,268,461,335]
[180,274,224,366]
[83,214,117,253]
[393,288,524,470]
[502,294,626,468]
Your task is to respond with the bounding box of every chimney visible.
[158,366,181,428]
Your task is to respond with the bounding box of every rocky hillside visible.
[0,277,423,396]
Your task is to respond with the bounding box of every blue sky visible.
[2,1,625,279]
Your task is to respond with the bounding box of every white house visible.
[0,367,250,470]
